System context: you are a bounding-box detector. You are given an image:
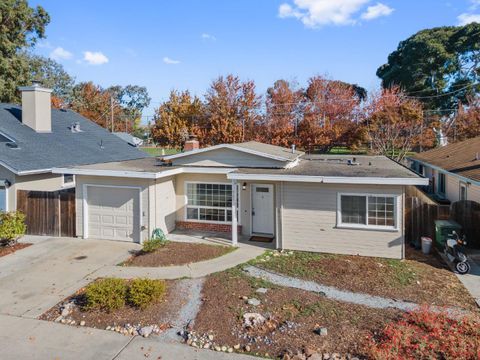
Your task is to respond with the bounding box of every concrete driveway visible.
[0,236,139,318]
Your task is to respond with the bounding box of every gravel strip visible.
[161,277,205,339]
[244,265,462,313]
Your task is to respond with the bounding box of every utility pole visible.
[110,96,114,132]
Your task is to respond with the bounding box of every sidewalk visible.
[0,314,256,360]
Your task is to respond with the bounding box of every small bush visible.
[127,278,166,309]
[142,238,168,253]
[0,211,27,247]
[366,308,480,359]
[84,278,127,312]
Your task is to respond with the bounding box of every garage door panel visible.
[87,186,139,243]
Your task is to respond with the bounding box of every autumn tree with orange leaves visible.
[365,87,424,161]
[201,75,262,145]
[264,80,303,147]
[151,90,204,149]
[298,76,365,152]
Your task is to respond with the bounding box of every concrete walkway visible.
[244,265,466,314]
[97,242,265,280]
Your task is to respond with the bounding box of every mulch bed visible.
[122,242,235,267]
[40,280,181,330]
[0,243,31,258]
[255,246,477,311]
[193,270,401,358]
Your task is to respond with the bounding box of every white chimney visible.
[18,82,52,133]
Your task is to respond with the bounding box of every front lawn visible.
[122,241,236,267]
[192,269,401,358]
[252,247,477,310]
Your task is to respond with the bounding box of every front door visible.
[251,184,274,235]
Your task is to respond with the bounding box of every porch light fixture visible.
[242,182,247,190]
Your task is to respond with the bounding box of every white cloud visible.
[458,12,480,25]
[163,56,180,65]
[278,0,370,27]
[201,33,216,41]
[49,47,73,60]
[83,51,109,65]
[361,3,394,20]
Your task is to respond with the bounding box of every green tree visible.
[22,53,75,102]
[377,23,480,109]
[0,0,50,102]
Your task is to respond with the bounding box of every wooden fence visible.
[405,186,480,248]
[17,189,76,237]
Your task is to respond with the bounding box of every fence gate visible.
[16,189,76,237]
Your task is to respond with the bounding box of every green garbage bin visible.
[434,220,462,248]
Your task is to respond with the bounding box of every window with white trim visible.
[186,183,237,223]
[339,194,396,229]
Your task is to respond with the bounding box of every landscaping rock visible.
[80,320,86,326]
[256,287,268,294]
[314,326,328,336]
[244,345,251,352]
[61,302,74,317]
[139,325,154,338]
[247,298,261,306]
[243,313,266,328]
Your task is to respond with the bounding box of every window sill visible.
[185,219,241,226]
[336,224,399,232]
[61,183,75,189]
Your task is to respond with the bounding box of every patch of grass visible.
[142,238,169,253]
[253,250,336,278]
[84,278,127,312]
[140,147,179,156]
[288,299,344,318]
[382,259,417,287]
[127,278,167,309]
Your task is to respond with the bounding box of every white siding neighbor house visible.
[54,138,427,259]
[408,137,480,204]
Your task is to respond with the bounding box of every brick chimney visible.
[184,134,199,151]
[18,82,52,133]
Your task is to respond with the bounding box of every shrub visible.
[366,308,480,359]
[127,278,166,309]
[0,211,27,247]
[142,238,168,253]
[84,278,127,312]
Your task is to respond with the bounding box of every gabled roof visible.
[410,137,480,182]
[0,104,149,174]
[163,141,303,162]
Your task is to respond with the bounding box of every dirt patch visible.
[122,242,235,267]
[0,243,31,258]
[254,247,477,310]
[193,269,400,358]
[40,279,182,330]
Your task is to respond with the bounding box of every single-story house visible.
[54,139,428,259]
[408,137,480,204]
[0,84,148,234]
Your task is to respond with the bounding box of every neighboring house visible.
[408,137,480,204]
[0,84,149,232]
[113,132,144,147]
[54,138,427,259]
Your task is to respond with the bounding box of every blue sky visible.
[31,0,480,120]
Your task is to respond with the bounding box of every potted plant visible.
[0,211,27,247]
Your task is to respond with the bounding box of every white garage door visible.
[87,186,140,243]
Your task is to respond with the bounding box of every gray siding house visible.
[0,84,148,225]
[55,139,428,259]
